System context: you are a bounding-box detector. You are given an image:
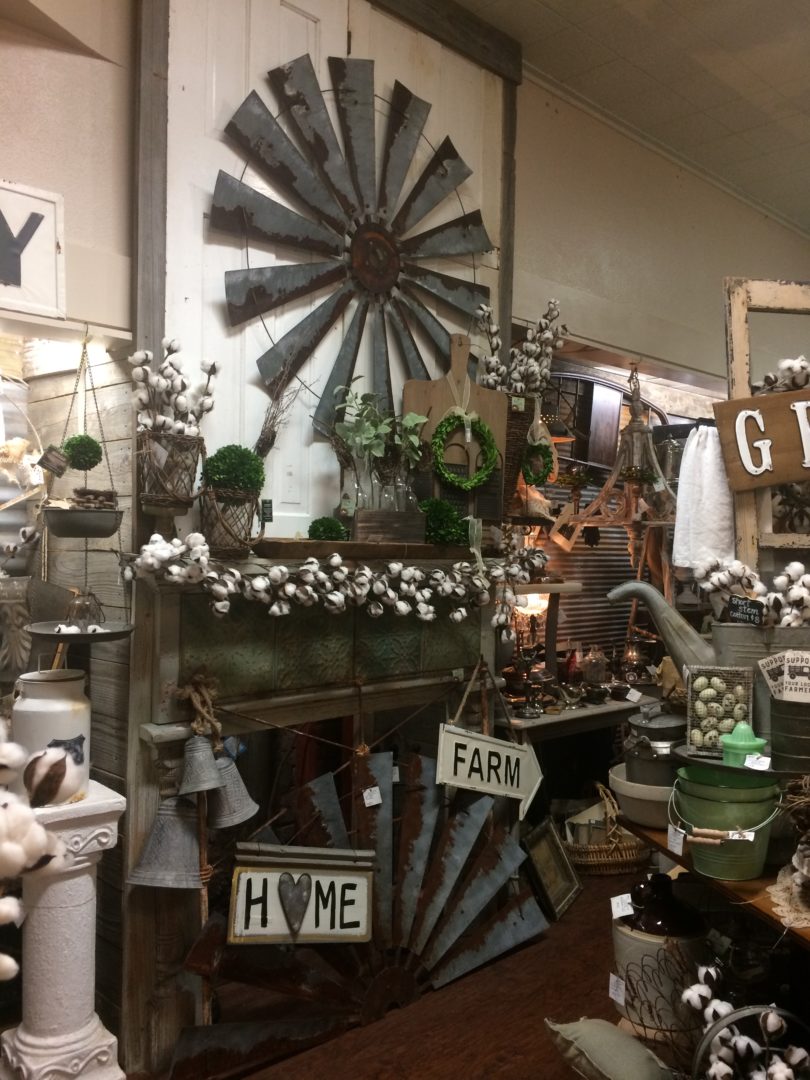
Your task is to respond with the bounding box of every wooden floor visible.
[246,871,639,1080]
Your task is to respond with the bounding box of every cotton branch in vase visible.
[476,299,567,394]
[129,338,217,435]
[682,964,810,1079]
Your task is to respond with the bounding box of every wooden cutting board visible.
[402,334,507,476]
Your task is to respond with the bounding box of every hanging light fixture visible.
[549,365,676,563]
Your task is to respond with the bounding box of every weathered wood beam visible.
[369,0,522,84]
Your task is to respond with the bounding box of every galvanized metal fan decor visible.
[176,752,547,1075]
[210,53,493,435]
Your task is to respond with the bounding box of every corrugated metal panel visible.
[541,484,637,652]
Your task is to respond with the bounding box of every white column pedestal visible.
[0,781,126,1080]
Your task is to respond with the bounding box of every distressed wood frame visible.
[725,277,810,569]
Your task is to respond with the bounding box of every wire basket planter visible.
[199,487,263,559]
[137,431,204,516]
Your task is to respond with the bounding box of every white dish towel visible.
[672,425,735,569]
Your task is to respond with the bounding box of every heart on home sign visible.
[278,872,312,936]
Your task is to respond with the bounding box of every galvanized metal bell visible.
[178,735,223,796]
[207,757,259,829]
[128,796,202,889]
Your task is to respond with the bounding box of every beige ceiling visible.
[456,0,810,235]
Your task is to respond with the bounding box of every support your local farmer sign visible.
[714,389,810,491]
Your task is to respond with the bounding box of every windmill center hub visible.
[350,224,400,293]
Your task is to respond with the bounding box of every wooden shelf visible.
[620,818,810,951]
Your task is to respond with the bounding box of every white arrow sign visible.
[436,724,543,820]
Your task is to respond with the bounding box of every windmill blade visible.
[256,279,354,388]
[328,57,376,217]
[296,771,351,849]
[402,264,489,317]
[268,54,359,220]
[378,80,431,222]
[421,826,527,971]
[391,138,473,238]
[393,755,441,950]
[430,889,548,989]
[169,1014,353,1080]
[226,91,348,235]
[385,298,430,381]
[225,262,347,326]
[396,287,450,368]
[211,171,343,258]
[409,795,494,957]
[398,209,493,260]
[370,302,393,415]
[353,752,394,950]
[313,299,369,437]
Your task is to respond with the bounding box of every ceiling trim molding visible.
[523,64,810,245]
[370,0,522,84]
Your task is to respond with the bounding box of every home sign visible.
[714,389,810,491]
[228,842,374,945]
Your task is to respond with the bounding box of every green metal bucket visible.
[672,770,780,881]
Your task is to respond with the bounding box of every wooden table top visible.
[500,694,658,739]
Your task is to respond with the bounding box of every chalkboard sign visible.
[728,595,764,626]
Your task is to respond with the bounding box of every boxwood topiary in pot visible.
[200,444,265,558]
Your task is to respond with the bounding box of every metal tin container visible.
[624,710,686,786]
[12,669,91,800]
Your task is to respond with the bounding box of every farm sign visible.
[228,843,374,945]
[714,389,810,491]
[436,724,543,819]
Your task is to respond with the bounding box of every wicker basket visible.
[199,486,263,559]
[564,783,650,876]
[137,431,204,516]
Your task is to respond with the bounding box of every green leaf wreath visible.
[431,414,499,492]
[521,441,554,486]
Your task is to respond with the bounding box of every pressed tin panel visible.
[274,605,355,690]
[355,614,423,681]
[179,594,278,698]
[421,607,481,671]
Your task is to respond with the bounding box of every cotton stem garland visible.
[122,531,548,631]
[695,559,810,628]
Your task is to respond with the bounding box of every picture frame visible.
[522,816,582,920]
[0,180,66,320]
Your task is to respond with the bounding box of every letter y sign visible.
[0,210,44,286]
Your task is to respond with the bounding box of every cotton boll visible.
[760,1010,787,1039]
[682,984,712,1008]
[366,601,384,618]
[394,600,412,616]
[0,842,27,878]
[212,600,230,616]
[387,562,403,577]
[200,358,219,375]
[704,999,734,1024]
[786,562,806,581]
[706,1062,733,1080]
[785,1047,809,1068]
[0,743,27,784]
[0,897,21,926]
[0,954,19,981]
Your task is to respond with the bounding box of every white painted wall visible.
[166,0,503,534]
[514,77,810,386]
[0,3,134,332]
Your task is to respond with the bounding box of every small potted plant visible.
[200,444,265,557]
[130,337,216,516]
[42,434,123,538]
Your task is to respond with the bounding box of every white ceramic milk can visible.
[12,669,91,800]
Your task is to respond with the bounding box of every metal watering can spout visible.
[606,580,716,673]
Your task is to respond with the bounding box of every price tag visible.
[392,766,400,783]
[511,396,526,413]
[452,668,465,680]
[653,476,667,492]
[667,823,685,855]
[626,688,642,703]
[611,893,634,919]
[745,754,771,771]
[727,830,755,842]
[608,973,626,1007]
[647,665,659,678]
[152,441,169,470]
[728,595,764,626]
[363,786,382,808]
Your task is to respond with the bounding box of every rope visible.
[173,671,224,752]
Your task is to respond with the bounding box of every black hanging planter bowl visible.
[43,507,123,539]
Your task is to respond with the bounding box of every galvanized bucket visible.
[671,766,780,881]
[712,623,810,744]
[769,700,810,772]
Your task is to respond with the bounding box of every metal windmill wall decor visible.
[210,53,494,436]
